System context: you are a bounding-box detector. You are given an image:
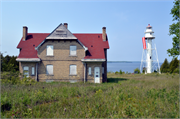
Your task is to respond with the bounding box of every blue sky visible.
[0,0,176,62]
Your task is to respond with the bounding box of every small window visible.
[89,67,91,75]
[102,67,104,74]
[70,65,77,75]
[46,65,53,75]
[32,67,35,75]
[47,45,53,56]
[23,66,29,77]
[70,46,77,56]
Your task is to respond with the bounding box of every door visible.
[94,67,100,83]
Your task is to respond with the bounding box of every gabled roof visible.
[17,33,109,60]
[35,24,88,51]
[46,23,77,39]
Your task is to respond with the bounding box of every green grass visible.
[1,73,179,118]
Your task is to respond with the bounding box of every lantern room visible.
[144,24,155,39]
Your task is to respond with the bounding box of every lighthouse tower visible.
[140,24,161,74]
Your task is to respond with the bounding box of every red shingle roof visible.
[17,33,109,59]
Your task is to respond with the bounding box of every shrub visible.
[115,71,119,74]
[134,68,140,74]
[119,70,123,74]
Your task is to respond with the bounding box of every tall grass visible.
[1,73,179,118]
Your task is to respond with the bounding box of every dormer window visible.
[47,45,53,56]
[70,46,77,56]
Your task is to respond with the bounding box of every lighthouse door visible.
[94,67,100,83]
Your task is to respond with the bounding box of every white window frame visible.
[46,65,53,75]
[32,67,35,75]
[23,66,29,77]
[89,67,91,75]
[70,46,77,56]
[70,65,77,75]
[47,45,53,56]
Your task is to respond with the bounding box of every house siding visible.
[37,40,85,82]
[38,60,84,82]
[86,62,103,83]
[38,40,85,61]
[19,62,37,79]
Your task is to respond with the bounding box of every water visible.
[107,61,162,73]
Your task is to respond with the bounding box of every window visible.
[23,66,29,77]
[89,67,91,75]
[46,65,53,75]
[47,45,53,56]
[70,65,77,75]
[70,46,77,56]
[32,67,35,75]
[102,67,104,74]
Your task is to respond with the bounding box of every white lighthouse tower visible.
[140,24,161,74]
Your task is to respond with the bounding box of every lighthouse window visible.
[150,56,151,59]
[150,33,152,35]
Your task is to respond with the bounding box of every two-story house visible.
[16,23,109,83]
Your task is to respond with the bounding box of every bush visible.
[115,71,119,74]
[134,68,140,74]
[1,72,36,85]
[119,70,123,74]
[173,68,179,73]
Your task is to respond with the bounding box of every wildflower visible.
[64,108,66,112]
[43,87,44,89]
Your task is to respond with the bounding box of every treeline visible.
[1,54,19,72]
[160,58,179,73]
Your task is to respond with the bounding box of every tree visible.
[167,0,179,58]
[160,58,169,73]
[169,57,179,73]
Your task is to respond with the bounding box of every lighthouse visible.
[140,24,160,74]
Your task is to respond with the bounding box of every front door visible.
[94,67,100,83]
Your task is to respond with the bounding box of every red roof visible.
[147,24,152,28]
[17,33,109,59]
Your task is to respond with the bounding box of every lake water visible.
[107,62,162,73]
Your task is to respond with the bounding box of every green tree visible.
[169,57,179,73]
[160,58,170,73]
[167,0,179,58]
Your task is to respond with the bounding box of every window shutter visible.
[70,46,77,56]
[89,67,91,75]
[46,65,53,75]
[47,45,53,56]
[70,65,77,75]
[32,67,35,75]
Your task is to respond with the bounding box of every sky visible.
[0,0,176,62]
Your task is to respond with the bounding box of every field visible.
[1,73,179,118]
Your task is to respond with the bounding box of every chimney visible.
[102,27,106,41]
[23,26,28,41]
[64,23,68,29]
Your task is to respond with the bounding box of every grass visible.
[1,73,179,118]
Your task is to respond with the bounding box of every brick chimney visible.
[64,23,68,29]
[102,27,106,41]
[23,26,28,41]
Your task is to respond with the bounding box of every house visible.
[16,23,109,83]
